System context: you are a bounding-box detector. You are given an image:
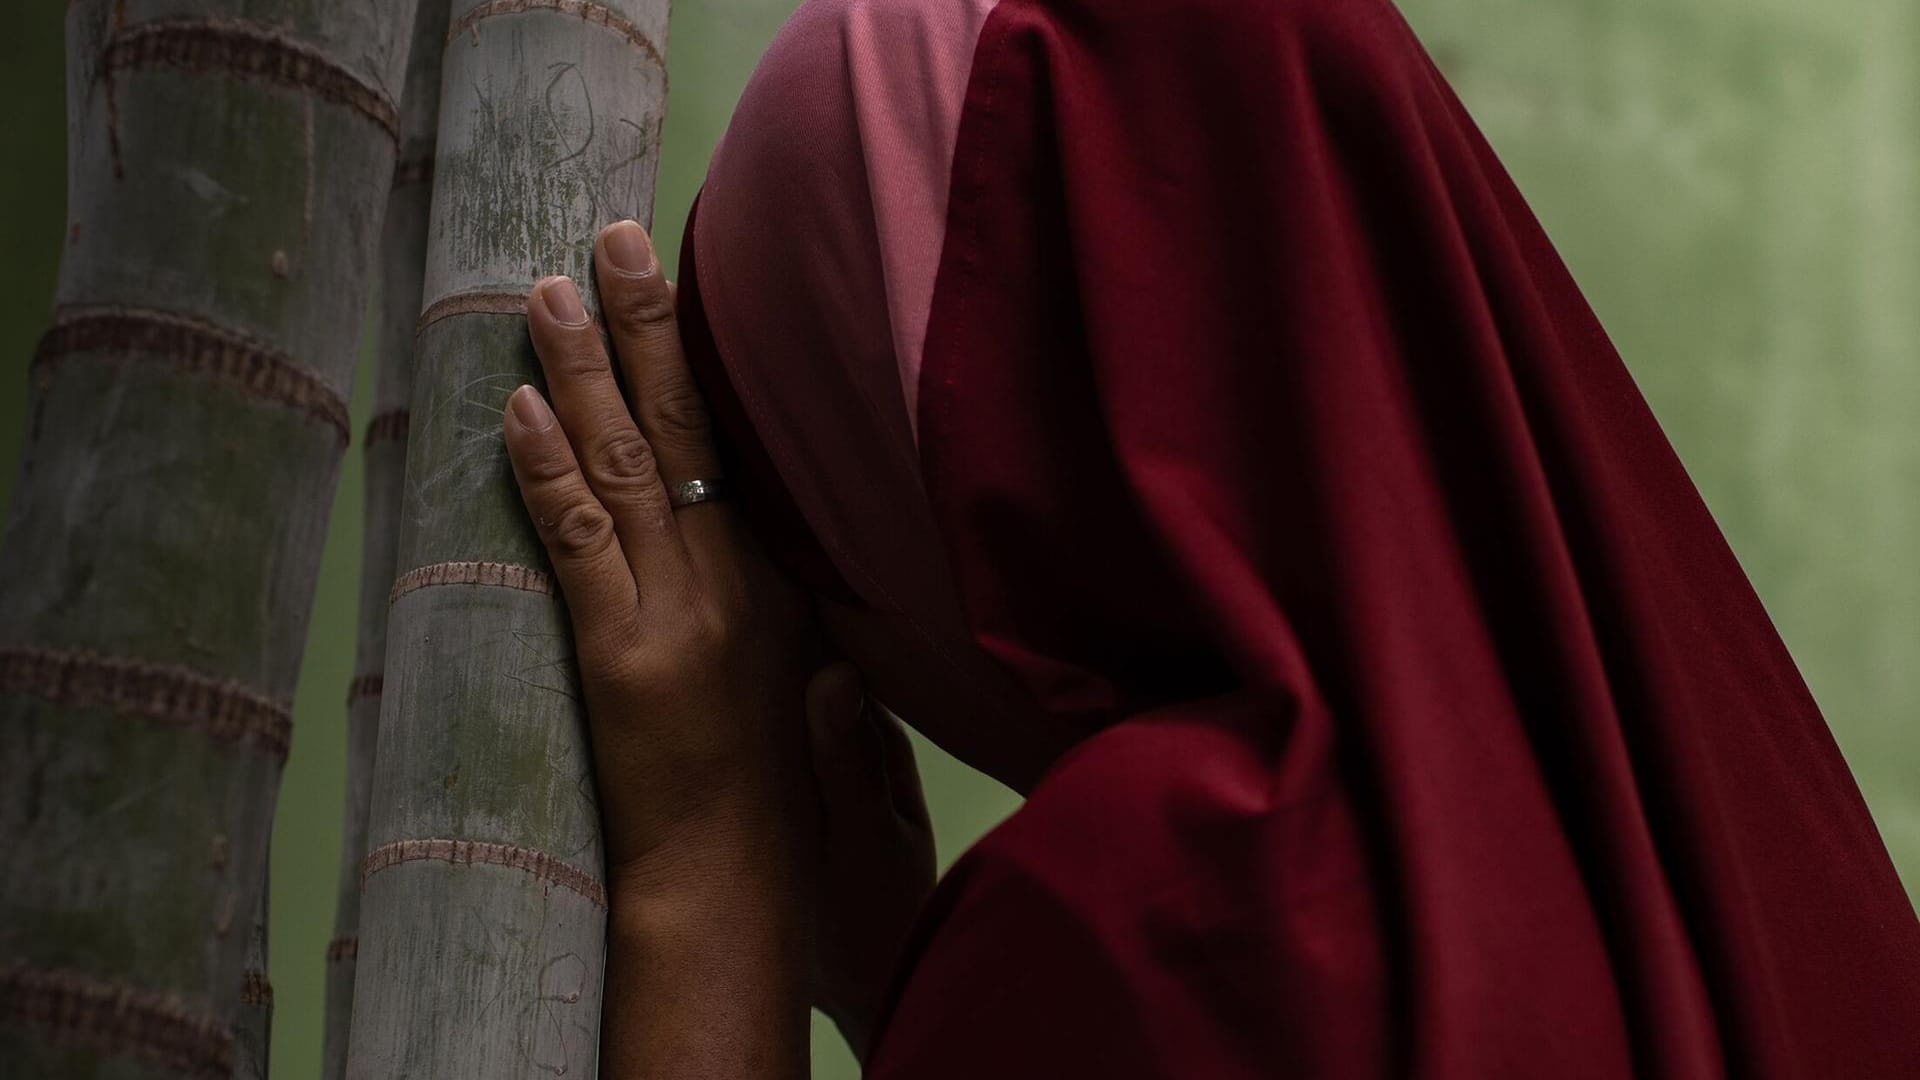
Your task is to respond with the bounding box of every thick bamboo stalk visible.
[0,1,420,1075]
[347,1,670,1073]
[321,3,452,1075]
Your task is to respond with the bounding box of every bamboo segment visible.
[346,0,669,1074]
[322,3,452,1075]
[0,1,420,1075]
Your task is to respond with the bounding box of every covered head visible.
[678,0,1920,1073]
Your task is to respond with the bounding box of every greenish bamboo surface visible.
[320,2,452,1076]
[0,1,419,1076]
[345,1,670,1074]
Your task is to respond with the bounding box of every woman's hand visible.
[803,664,938,1056]
[502,220,818,1077]
[502,218,940,1071]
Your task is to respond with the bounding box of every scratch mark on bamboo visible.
[388,561,555,606]
[0,963,235,1078]
[100,18,401,141]
[325,937,359,964]
[104,0,130,179]
[35,305,351,445]
[532,952,589,1075]
[447,0,667,77]
[360,838,606,908]
[104,69,125,179]
[0,647,292,758]
[414,288,531,337]
[604,116,655,219]
[506,627,581,705]
[543,62,596,171]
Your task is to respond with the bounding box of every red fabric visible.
[683,0,1920,1074]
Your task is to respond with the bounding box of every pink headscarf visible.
[685,0,1081,790]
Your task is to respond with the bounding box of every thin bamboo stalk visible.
[346,0,670,1073]
[321,3,453,1075]
[0,2,420,1075]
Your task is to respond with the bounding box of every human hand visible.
[501,220,818,1074]
[803,662,937,1057]
[503,220,819,893]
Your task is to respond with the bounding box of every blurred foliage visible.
[1399,0,1919,893]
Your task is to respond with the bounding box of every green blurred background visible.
[0,1,1912,1077]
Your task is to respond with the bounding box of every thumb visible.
[805,662,889,824]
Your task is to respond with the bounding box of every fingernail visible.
[601,220,654,275]
[508,385,554,432]
[540,276,589,326]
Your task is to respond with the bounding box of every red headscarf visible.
[679,0,1920,1074]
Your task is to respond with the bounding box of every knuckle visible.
[634,593,732,672]
[607,275,677,334]
[622,649,676,698]
[590,429,660,487]
[621,642,694,703]
[592,643,650,696]
[645,379,714,445]
[549,337,612,382]
[573,633,627,687]
[545,498,618,561]
[519,444,577,486]
[685,598,734,657]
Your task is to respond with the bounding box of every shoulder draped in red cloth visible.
[677,0,1920,1074]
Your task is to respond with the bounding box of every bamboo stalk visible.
[0,2,420,1075]
[346,0,670,1073]
[321,3,453,1075]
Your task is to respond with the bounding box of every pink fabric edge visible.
[695,0,1003,444]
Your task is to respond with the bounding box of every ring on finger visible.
[667,477,729,510]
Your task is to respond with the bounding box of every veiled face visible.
[683,0,1092,794]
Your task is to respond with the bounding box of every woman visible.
[501,0,1920,1075]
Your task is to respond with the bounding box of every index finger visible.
[501,384,645,669]
[527,275,691,599]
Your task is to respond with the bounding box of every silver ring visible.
[668,477,728,509]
